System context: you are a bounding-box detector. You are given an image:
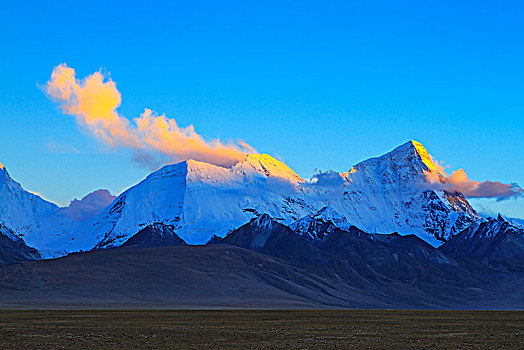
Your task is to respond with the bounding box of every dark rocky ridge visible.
[121,223,187,248]
[441,215,524,270]
[0,224,40,266]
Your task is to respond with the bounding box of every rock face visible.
[441,215,524,269]
[289,207,353,241]
[119,223,187,249]
[221,214,319,262]
[222,214,456,271]
[0,224,40,266]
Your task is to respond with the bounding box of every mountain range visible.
[0,140,482,256]
[0,141,522,309]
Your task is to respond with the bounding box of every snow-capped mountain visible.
[323,140,481,244]
[91,155,313,248]
[0,164,58,237]
[0,164,116,258]
[91,141,480,249]
[0,140,484,257]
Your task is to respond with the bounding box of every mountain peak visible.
[0,161,4,171]
[349,140,441,178]
[313,206,346,221]
[496,213,508,223]
[405,139,425,150]
[252,213,277,228]
[158,155,304,183]
[149,159,214,180]
[289,206,353,240]
[392,140,440,174]
[120,222,187,248]
[232,154,303,182]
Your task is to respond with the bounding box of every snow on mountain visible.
[232,154,304,183]
[289,206,353,240]
[91,141,479,249]
[0,141,484,256]
[440,214,524,267]
[251,213,278,229]
[322,140,480,244]
[92,156,313,248]
[0,165,87,258]
[0,163,121,258]
[0,164,59,237]
[508,217,524,229]
[449,214,522,241]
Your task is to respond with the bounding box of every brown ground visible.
[0,310,522,349]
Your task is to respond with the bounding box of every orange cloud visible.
[45,63,255,168]
[444,168,522,200]
[430,157,447,176]
[424,156,522,200]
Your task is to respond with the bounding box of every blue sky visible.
[0,1,522,217]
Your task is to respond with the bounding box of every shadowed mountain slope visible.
[0,224,40,266]
[0,245,391,309]
[440,215,524,270]
[118,223,187,249]
[0,242,521,309]
[217,215,523,309]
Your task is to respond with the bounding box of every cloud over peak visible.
[45,63,256,168]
